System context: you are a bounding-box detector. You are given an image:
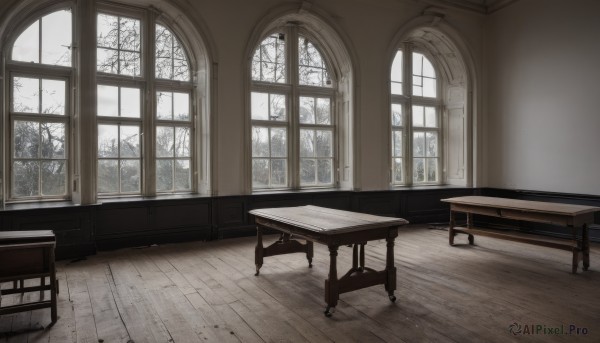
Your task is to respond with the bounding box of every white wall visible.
[486,0,600,195]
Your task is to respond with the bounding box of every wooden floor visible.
[1,226,600,343]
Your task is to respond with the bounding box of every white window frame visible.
[95,3,196,197]
[5,5,74,202]
[391,43,443,186]
[249,25,337,191]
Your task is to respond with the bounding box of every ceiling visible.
[413,0,520,14]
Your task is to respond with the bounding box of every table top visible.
[442,196,600,216]
[0,230,55,243]
[249,205,408,235]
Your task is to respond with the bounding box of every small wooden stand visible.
[0,230,58,324]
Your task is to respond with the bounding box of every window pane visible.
[173,93,190,120]
[156,126,175,157]
[252,34,286,83]
[391,50,403,84]
[391,82,403,95]
[41,79,65,115]
[393,130,402,157]
[251,92,268,120]
[299,97,315,124]
[41,161,66,196]
[391,104,402,127]
[316,98,331,125]
[426,132,438,157]
[12,20,39,63]
[14,121,39,158]
[156,159,173,192]
[120,51,141,76]
[252,158,269,187]
[120,87,140,118]
[120,125,140,158]
[413,52,423,76]
[120,160,140,192]
[317,159,332,184]
[423,56,436,78]
[119,17,140,51]
[98,159,118,193]
[300,159,316,185]
[97,48,119,74]
[173,59,190,81]
[393,158,403,183]
[175,127,191,157]
[425,107,437,127]
[270,159,287,186]
[97,14,118,49]
[41,122,66,158]
[270,94,286,121]
[156,57,172,79]
[156,24,191,81]
[13,77,39,113]
[412,106,424,127]
[413,132,425,157]
[300,129,315,157]
[427,158,438,182]
[175,159,191,190]
[157,91,173,119]
[413,158,425,183]
[98,85,118,117]
[298,36,331,87]
[97,13,141,76]
[316,130,332,157]
[252,126,269,157]
[98,124,119,158]
[270,128,287,158]
[13,161,40,197]
[41,10,72,66]
[423,77,436,98]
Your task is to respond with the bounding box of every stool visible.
[0,230,57,324]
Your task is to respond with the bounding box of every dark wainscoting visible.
[2,187,598,260]
[479,188,600,242]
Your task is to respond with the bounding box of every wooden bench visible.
[442,196,600,273]
[250,205,408,317]
[0,230,58,324]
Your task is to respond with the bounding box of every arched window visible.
[8,9,72,200]
[4,1,208,204]
[390,48,441,185]
[96,7,194,195]
[390,24,472,188]
[250,27,336,190]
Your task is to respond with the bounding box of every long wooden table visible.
[0,230,58,324]
[442,196,600,273]
[249,205,408,316]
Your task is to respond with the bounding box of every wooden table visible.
[0,230,58,324]
[249,205,408,316]
[442,196,600,273]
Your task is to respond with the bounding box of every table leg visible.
[255,226,264,276]
[570,225,579,274]
[50,246,57,324]
[467,213,474,245]
[324,245,339,317]
[360,243,366,272]
[385,235,397,302]
[583,224,590,271]
[307,240,313,268]
[449,210,456,245]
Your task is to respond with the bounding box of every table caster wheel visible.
[389,294,396,302]
[324,306,335,317]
